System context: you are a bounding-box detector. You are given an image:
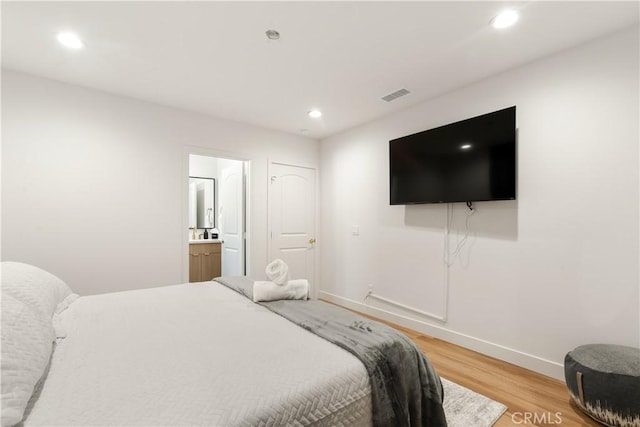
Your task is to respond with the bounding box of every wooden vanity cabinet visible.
[189,242,221,282]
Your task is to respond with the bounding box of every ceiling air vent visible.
[381,88,410,102]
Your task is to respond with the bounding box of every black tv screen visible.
[389,106,516,205]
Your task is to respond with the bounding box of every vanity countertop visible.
[189,239,222,244]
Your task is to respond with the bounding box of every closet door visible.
[269,163,316,292]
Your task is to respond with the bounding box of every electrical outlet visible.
[367,284,374,294]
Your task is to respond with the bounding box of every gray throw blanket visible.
[215,276,447,427]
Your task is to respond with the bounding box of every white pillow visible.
[1,262,73,320]
[1,294,55,427]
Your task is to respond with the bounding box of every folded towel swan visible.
[254,259,308,302]
[265,259,289,285]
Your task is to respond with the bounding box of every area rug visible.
[442,378,508,426]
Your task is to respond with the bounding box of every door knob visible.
[308,238,316,245]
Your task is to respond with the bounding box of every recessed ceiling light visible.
[308,109,322,119]
[57,32,84,49]
[491,10,519,29]
[461,144,472,150]
[265,30,280,40]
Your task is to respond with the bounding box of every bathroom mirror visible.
[189,177,215,229]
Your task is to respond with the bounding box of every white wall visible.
[189,154,218,179]
[2,70,318,295]
[319,26,639,379]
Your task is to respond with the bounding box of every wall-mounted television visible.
[389,106,516,205]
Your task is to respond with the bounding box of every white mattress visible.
[21,282,372,426]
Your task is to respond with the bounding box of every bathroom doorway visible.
[188,153,248,277]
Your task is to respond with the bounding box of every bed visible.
[1,262,446,426]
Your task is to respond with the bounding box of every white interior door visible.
[220,159,244,276]
[269,163,316,290]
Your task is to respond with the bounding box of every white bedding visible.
[21,282,372,426]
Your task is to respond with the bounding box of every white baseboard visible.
[319,290,565,381]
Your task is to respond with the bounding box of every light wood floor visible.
[351,310,600,427]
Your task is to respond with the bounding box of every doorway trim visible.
[182,145,251,283]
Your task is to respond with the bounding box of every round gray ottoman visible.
[565,344,640,427]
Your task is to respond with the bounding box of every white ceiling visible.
[2,1,638,139]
